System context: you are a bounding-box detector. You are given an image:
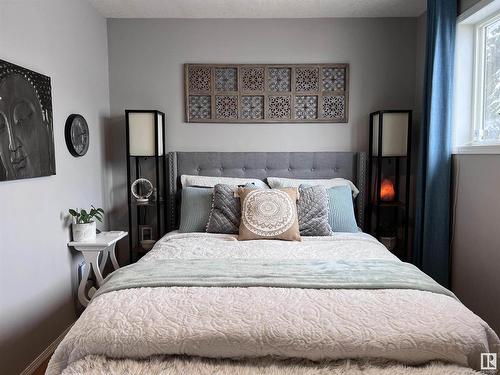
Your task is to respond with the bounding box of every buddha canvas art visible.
[0,59,55,181]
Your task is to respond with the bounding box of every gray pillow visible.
[206,183,256,234]
[179,187,213,233]
[207,184,332,236]
[297,185,332,236]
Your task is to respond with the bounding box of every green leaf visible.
[68,206,104,223]
[79,209,88,223]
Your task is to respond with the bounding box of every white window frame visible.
[453,0,500,154]
[471,11,500,146]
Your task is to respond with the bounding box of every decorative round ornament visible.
[131,178,154,203]
[65,114,89,157]
[241,189,295,237]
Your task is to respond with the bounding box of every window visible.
[473,13,500,143]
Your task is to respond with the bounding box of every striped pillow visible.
[179,187,213,232]
[267,177,359,197]
[327,185,358,233]
[181,175,269,189]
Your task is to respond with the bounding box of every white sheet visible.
[47,232,500,374]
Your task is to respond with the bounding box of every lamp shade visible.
[126,110,164,156]
[371,112,409,157]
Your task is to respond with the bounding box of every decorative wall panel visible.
[188,95,211,120]
[295,67,319,92]
[216,95,238,119]
[322,95,345,120]
[185,63,349,123]
[322,67,345,91]
[241,95,264,119]
[268,95,292,120]
[188,66,211,92]
[295,95,318,120]
[215,68,238,92]
[241,67,265,92]
[268,68,291,92]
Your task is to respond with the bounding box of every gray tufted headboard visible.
[166,152,368,232]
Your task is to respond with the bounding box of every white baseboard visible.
[20,324,73,375]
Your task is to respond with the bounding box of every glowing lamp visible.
[380,179,396,201]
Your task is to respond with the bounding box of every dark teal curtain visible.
[413,0,456,287]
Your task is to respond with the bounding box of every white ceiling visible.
[87,0,427,18]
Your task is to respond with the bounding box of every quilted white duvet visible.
[47,232,500,374]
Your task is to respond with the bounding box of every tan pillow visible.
[238,187,301,241]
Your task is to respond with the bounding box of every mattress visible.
[47,232,500,374]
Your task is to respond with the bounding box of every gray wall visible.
[107,18,418,240]
[108,18,417,152]
[452,155,500,335]
[0,0,110,373]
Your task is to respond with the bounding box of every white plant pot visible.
[72,222,96,242]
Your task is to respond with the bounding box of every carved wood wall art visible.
[184,63,349,123]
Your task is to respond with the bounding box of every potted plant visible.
[68,206,104,242]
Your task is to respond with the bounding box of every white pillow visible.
[267,177,359,197]
[181,175,269,189]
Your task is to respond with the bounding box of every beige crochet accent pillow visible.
[238,188,301,241]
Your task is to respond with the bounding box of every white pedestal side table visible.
[69,231,128,306]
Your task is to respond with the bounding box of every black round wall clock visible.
[65,114,89,157]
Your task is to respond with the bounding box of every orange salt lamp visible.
[380,179,396,201]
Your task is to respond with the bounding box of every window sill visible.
[453,143,500,154]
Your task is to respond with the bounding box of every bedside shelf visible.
[130,200,165,207]
[372,200,405,207]
[371,155,407,159]
[126,110,167,264]
[368,110,412,261]
[128,155,163,159]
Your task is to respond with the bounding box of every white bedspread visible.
[47,232,500,374]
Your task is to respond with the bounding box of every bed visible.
[47,152,499,375]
